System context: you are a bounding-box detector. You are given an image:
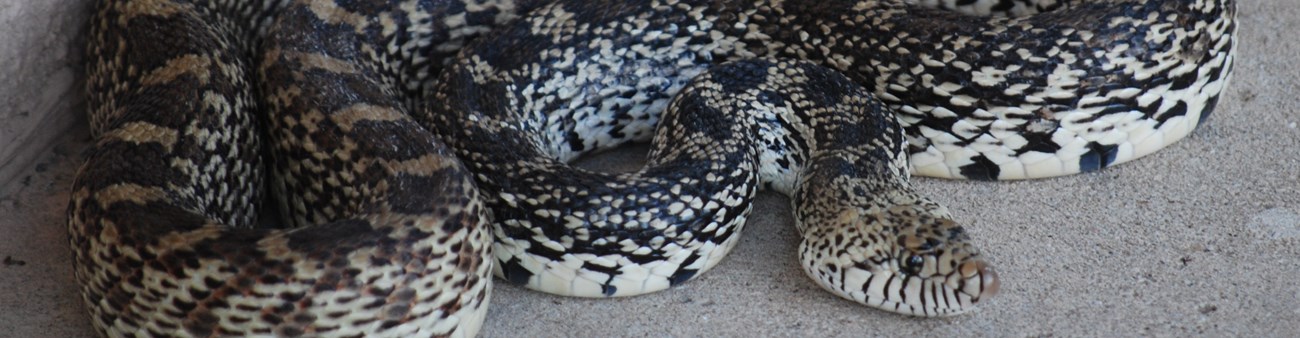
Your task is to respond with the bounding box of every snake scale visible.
[69,0,1236,336]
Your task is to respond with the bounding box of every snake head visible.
[893,212,999,309]
[799,198,998,316]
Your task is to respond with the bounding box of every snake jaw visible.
[801,256,996,317]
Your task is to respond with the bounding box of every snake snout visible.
[960,260,999,301]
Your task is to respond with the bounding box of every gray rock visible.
[0,0,91,193]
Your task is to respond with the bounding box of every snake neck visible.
[667,60,999,315]
[781,112,999,314]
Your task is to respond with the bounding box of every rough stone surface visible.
[2,1,1297,337]
[0,0,90,193]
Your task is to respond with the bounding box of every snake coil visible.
[71,0,1235,336]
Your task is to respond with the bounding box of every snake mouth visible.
[806,259,999,317]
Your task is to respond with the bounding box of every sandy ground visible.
[2,1,1297,337]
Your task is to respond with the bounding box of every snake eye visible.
[901,254,925,275]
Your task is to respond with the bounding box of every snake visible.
[68,0,1237,336]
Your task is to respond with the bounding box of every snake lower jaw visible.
[802,259,1000,317]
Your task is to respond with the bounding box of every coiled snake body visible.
[70,0,1236,336]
